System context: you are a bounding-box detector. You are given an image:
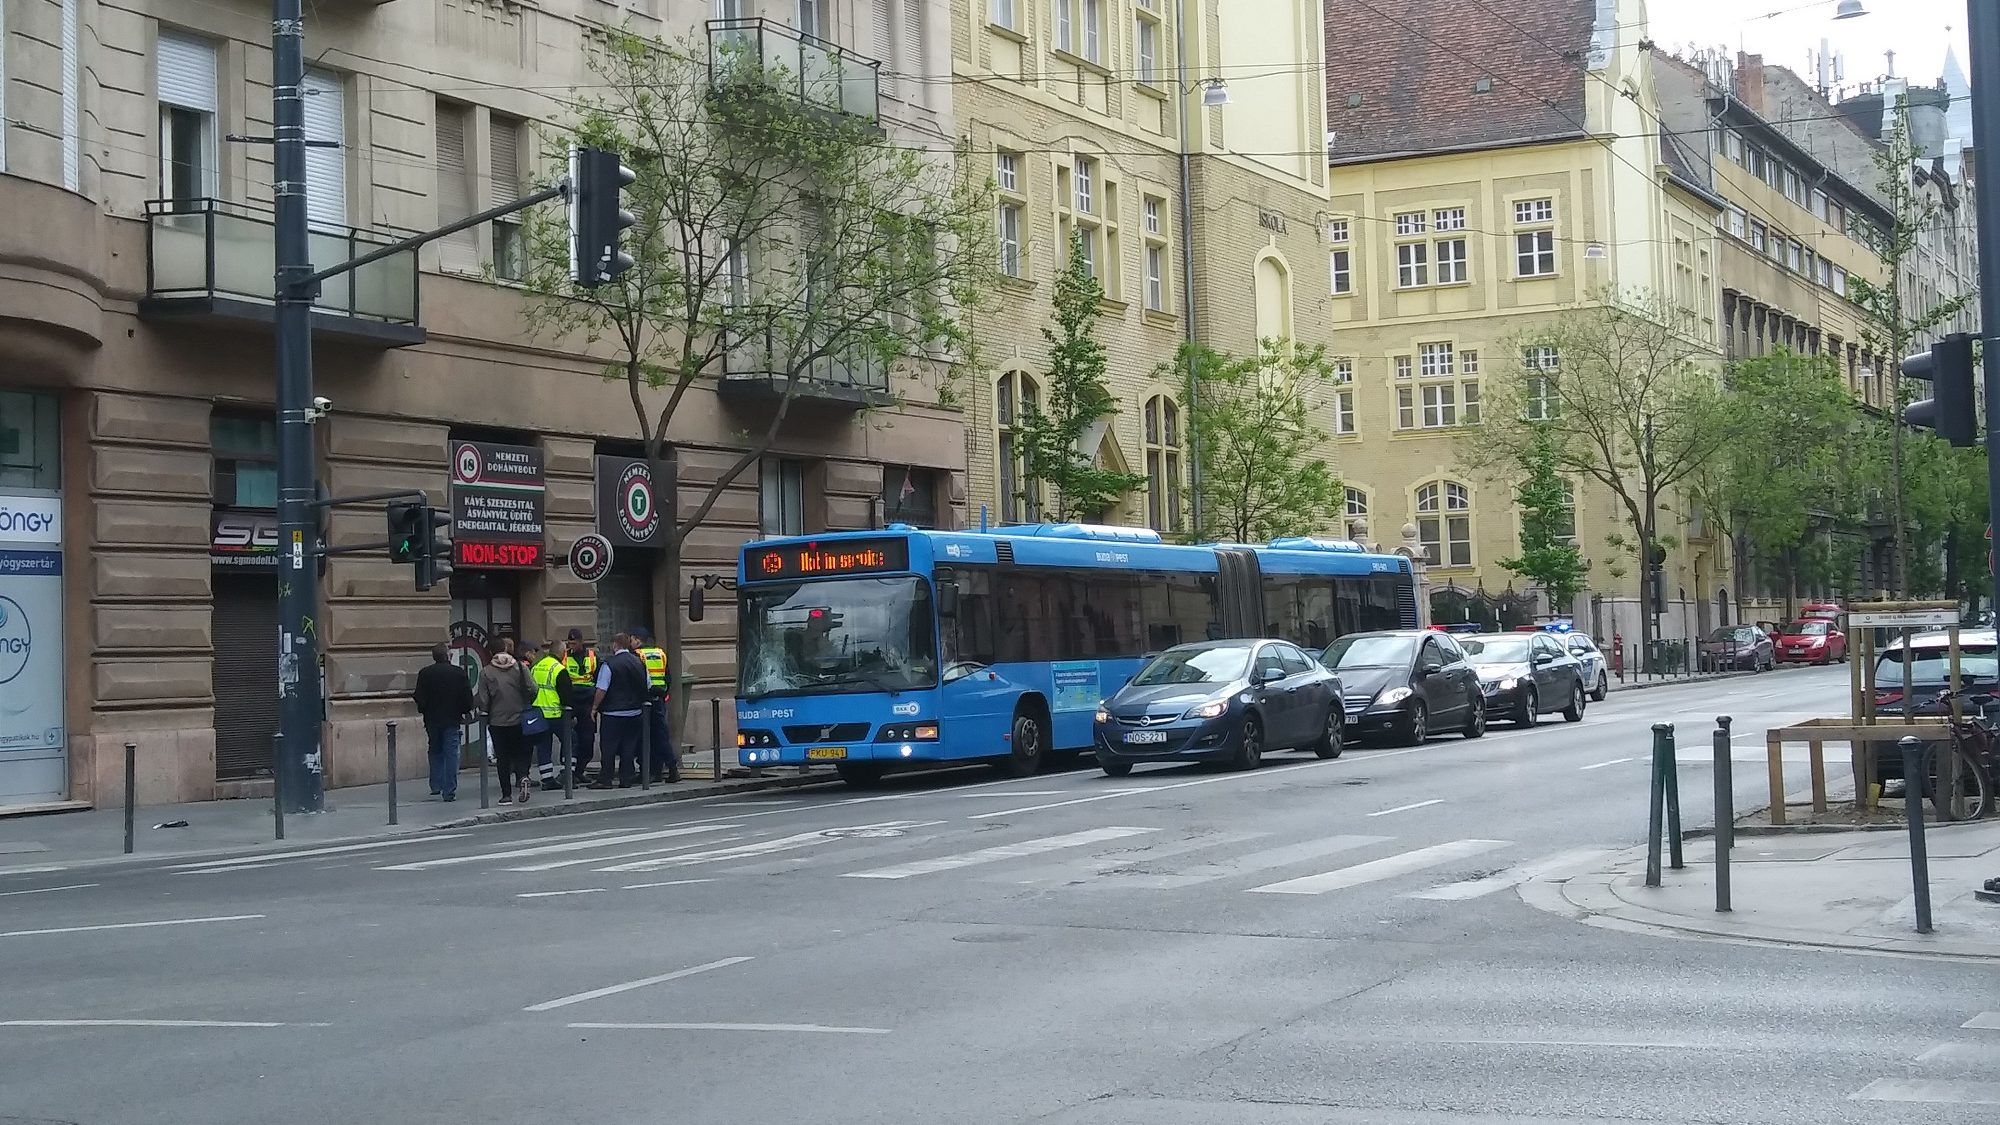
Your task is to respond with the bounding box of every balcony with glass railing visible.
[141,198,425,347]
[706,18,881,126]
[717,315,892,410]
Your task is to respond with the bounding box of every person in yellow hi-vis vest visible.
[527,641,572,790]
[560,628,600,783]
[632,627,680,783]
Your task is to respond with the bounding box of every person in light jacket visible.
[475,639,539,805]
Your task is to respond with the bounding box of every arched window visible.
[1254,253,1293,346]
[1143,395,1183,532]
[996,371,1042,523]
[1415,480,1473,568]
[1344,487,1370,536]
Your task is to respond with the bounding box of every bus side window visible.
[943,567,997,665]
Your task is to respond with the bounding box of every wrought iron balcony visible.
[706,18,881,125]
[717,318,892,410]
[141,198,425,347]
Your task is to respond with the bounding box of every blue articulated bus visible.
[722,523,1418,784]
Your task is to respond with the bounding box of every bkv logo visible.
[0,596,29,686]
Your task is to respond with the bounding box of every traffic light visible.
[414,506,452,592]
[1903,333,1978,448]
[567,146,637,288]
[387,501,423,564]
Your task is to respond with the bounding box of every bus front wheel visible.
[998,706,1048,777]
[835,762,886,787]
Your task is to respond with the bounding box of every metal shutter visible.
[212,575,281,781]
[435,103,476,271]
[60,0,79,189]
[301,69,345,229]
[872,0,895,95]
[489,119,520,207]
[156,31,217,111]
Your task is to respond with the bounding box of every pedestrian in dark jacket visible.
[413,645,474,801]
[476,642,538,805]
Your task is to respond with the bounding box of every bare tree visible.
[519,29,993,727]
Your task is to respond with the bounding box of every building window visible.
[1145,244,1165,311]
[157,31,218,203]
[301,69,346,230]
[1395,211,1427,235]
[1333,358,1356,435]
[1396,386,1416,429]
[1514,198,1554,224]
[1419,342,1454,378]
[1143,196,1162,236]
[1345,487,1369,523]
[1831,265,1848,297]
[0,391,62,491]
[1727,207,1747,239]
[1435,237,1468,284]
[989,0,1017,30]
[1073,155,1094,213]
[1421,384,1457,428]
[796,0,828,38]
[1330,249,1353,295]
[1523,345,1560,421]
[1749,220,1768,253]
[1416,481,1473,568]
[1394,355,1412,380]
[1396,242,1429,288]
[1134,8,1161,85]
[1787,240,1804,272]
[1515,230,1556,278]
[760,458,806,536]
[1055,0,1102,62]
[996,151,1019,193]
[997,371,1041,523]
[436,100,477,272]
[1325,218,1349,244]
[883,465,940,528]
[997,203,1022,277]
[212,414,278,508]
[1434,207,1466,232]
[491,115,524,280]
[1143,395,1182,532]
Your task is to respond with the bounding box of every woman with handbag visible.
[475,638,539,804]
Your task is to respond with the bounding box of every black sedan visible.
[1321,630,1486,745]
[1093,639,1343,776]
[1462,632,1588,726]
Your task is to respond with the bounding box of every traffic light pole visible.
[271,0,323,813]
[1970,0,2000,623]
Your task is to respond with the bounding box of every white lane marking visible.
[0,865,70,876]
[965,788,1164,819]
[379,825,736,871]
[0,1019,330,1028]
[1850,1078,2000,1105]
[170,834,474,870]
[1406,848,1613,901]
[0,883,97,898]
[1104,834,1391,890]
[1965,1012,2000,1030]
[0,914,265,939]
[1917,1043,1993,1063]
[1579,757,1637,771]
[503,836,745,872]
[620,879,715,890]
[517,888,607,899]
[952,790,1066,797]
[522,956,753,1012]
[177,864,279,875]
[968,758,1356,820]
[842,826,1157,880]
[1247,839,1510,896]
[597,822,943,874]
[568,1022,889,1035]
[987,831,1271,885]
[1367,799,1444,817]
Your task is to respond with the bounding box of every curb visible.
[428,771,839,829]
[1607,670,1756,693]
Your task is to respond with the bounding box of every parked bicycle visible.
[1919,687,1999,821]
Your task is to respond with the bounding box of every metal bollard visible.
[122,741,136,855]
[1665,726,1684,870]
[712,697,723,781]
[272,732,286,841]
[386,720,399,826]
[562,713,575,801]
[477,723,490,809]
[1645,723,1682,886]
[640,700,653,791]
[1899,736,1934,934]
[1713,716,1733,913]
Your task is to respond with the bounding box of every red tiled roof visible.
[1324,0,1598,163]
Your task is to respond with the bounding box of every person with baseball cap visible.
[631,627,679,783]
[560,628,599,783]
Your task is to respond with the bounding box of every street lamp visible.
[1833,0,1868,19]
[1200,78,1231,108]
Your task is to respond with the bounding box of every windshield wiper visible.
[817,670,907,696]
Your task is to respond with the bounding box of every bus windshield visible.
[739,577,938,700]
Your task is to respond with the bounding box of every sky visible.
[1647,0,1971,93]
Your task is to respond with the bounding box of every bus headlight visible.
[876,723,940,742]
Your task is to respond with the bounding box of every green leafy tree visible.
[517,30,992,731]
[1169,340,1344,543]
[1847,94,1973,594]
[1012,234,1146,520]
[1461,289,1732,666]
[1498,424,1590,614]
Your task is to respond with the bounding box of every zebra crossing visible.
[1848,1010,2000,1107]
[154,815,1625,904]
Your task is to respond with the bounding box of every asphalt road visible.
[4,665,1997,1125]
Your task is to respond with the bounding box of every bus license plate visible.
[806,746,848,760]
[1125,730,1168,745]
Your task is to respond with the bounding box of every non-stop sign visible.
[567,534,614,583]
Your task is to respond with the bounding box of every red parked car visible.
[1773,618,1847,665]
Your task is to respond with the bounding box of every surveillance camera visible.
[312,396,332,412]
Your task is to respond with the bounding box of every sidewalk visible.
[1604,664,1810,694]
[0,759,839,873]
[1529,818,2000,959]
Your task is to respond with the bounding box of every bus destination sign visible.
[750,538,910,581]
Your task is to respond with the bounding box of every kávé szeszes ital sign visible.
[450,441,545,570]
[594,455,669,550]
